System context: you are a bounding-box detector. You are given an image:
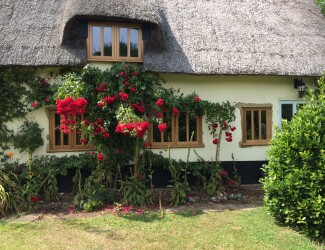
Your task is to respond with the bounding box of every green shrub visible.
[262,76,325,241]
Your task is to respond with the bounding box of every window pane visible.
[63,133,69,145]
[261,110,267,139]
[92,26,101,56]
[152,114,161,143]
[104,27,112,56]
[178,112,187,142]
[254,111,259,140]
[130,28,139,57]
[119,27,128,57]
[281,104,293,121]
[75,115,81,145]
[55,114,61,146]
[246,111,252,140]
[163,112,172,142]
[189,115,198,141]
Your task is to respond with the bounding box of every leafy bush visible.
[0,170,24,215]
[262,77,325,241]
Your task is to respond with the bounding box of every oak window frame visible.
[148,110,204,149]
[241,105,272,146]
[48,107,94,152]
[87,22,143,62]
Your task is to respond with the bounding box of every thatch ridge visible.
[1,0,325,75]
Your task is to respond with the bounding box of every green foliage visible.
[13,121,44,154]
[0,68,34,151]
[55,73,85,99]
[317,0,325,16]
[262,76,325,241]
[120,174,149,207]
[0,170,24,215]
[167,148,190,206]
[154,88,205,117]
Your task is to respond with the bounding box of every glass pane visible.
[163,112,172,142]
[92,26,101,56]
[104,27,112,56]
[63,133,69,145]
[152,114,161,143]
[119,27,128,57]
[75,115,81,145]
[246,111,252,140]
[189,115,198,142]
[254,111,259,140]
[55,114,61,146]
[261,111,267,139]
[130,28,139,57]
[281,104,293,121]
[178,112,187,142]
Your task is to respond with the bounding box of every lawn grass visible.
[0,207,322,250]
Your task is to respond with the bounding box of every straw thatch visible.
[1,0,325,76]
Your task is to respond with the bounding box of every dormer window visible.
[88,22,143,62]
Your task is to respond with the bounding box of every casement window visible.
[88,22,143,62]
[278,100,304,128]
[48,108,93,152]
[241,105,272,146]
[149,111,203,148]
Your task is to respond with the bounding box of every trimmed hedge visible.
[262,77,325,241]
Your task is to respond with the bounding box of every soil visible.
[3,184,264,223]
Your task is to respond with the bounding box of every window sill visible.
[148,143,205,149]
[87,58,143,63]
[47,148,95,153]
[240,141,270,147]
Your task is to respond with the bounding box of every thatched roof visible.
[1,0,325,76]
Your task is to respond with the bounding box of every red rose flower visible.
[226,137,233,142]
[131,71,138,76]
[80,138,87,144]
[172,107,179,115]
[115,148,120,154]
[97,101,104,108]
[143,142,152,148]
[227,179,235,186]
[223,121,228,128]
[212,122,218,129]
[212,138,219,145]
[97,153,104,161]
[158,123,167,132]
[225,132,232,137]
[157,112,163,118]
[119,92,129,101]
[102,133,110,138]
[31,101,39,107]
[220,170,228,176]
[156,98,164,107]
[230,126,236,131]
[30,196,39,203]
[131,86,137,93]
[195,95,200,102]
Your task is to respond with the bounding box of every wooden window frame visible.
[87,22,143,62]
[148,111,204,148]
[48,108,94,152]
[241,105,272,146]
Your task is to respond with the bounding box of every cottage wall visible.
[5,66,314,165]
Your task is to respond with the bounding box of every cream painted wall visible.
[4,66,314,163]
